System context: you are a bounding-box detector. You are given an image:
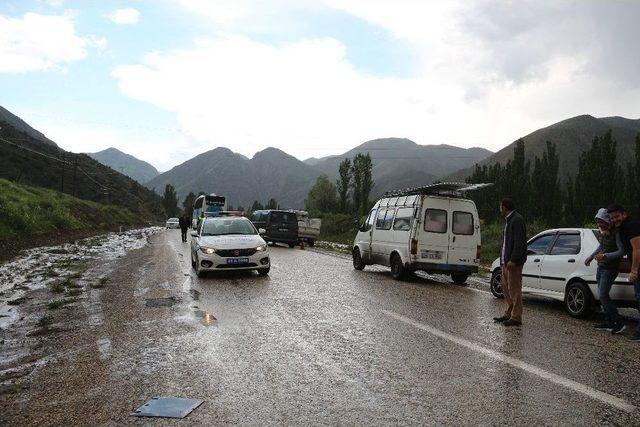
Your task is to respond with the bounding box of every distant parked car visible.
[165,217,179,229]
[250,210,299,248]
[490,228,636,318]
[190,216,270,278]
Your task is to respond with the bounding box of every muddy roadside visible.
[0,228,213,425]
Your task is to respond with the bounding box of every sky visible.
[1,0,639,172]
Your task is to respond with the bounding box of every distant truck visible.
[294,210,321,247]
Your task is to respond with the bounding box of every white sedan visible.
[490,228,636,318]
[190,216,270,278]
[166,217,180,229]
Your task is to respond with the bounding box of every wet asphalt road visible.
[3,229,640,425]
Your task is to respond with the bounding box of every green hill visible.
[0,179,147,260]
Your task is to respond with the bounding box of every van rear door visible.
[448,201,480,267]
[417,196,450,265]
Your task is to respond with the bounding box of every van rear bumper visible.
[409,262,478,275]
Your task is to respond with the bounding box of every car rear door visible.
[416,196,450,265]
[538,231,581,294]
[448,201,479,266]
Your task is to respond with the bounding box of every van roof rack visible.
[383,182,493,198]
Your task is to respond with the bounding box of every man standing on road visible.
[179,215,189,243]
[494,198,527,327]
[607,204,640,342]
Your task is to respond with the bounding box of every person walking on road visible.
[179,215,189,243]
[607,204,640,342]
[494,198,527,327]
[585,208,626,334]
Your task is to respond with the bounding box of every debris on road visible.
[131,396,204,419]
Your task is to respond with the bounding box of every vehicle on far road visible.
[489,228,636,318]
[165,217,179,229]
[190,216,270,278]
[352,183,488,284]
[192,194,227,229]
[250,210,299,248]
[294,210,321,247]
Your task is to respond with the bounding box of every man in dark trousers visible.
[607,204,640,342]
[179,214,189,242]
[494,198,527,326]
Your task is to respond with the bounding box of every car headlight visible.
[255,244,267,252]
[200,246,216,254]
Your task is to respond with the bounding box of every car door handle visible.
[568,259,576,263]
[533,259,540,263]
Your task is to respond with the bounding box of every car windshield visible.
[201,218,257,236]
[168,218,178,222]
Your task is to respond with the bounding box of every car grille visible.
[216,248,257,257]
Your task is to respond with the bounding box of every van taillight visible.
[476,245,481,261]
[411,239,418,255]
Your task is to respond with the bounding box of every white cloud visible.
[105,1,640,166]
[0,12,97,73]
[107,8,140,25]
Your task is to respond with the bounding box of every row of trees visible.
[468,131,640,226]
[305,153,374,216]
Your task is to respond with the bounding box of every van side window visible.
[365,209,377,229]
[453,212,474,235]
[375,209,388,229]
[383,209,396,229]
[424,209,447,233]
[393,207,413,231]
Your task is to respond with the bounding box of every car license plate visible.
[226,257,249,265]
[421,250,442,260]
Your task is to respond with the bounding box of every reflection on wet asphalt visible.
[2,229,639,425]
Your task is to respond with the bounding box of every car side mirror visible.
[258,228,266,234]
[190,231,198,237]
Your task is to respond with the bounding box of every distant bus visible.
[192,194,228,228]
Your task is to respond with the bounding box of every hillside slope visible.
[0,106,57,147]
[0,112,164,221]
[448,115,640,181]
[88,147,159,184]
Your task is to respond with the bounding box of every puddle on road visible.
[145,297,181,308]
[192,308,216,326]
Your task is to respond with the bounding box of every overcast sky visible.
[1,0,639,171]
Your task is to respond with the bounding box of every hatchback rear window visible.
[453,212,474,235]
[550,234,581,255]
[424,209,447,233]
[270,212,297,223]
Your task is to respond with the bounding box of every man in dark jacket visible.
[494,198,527,326]
[179,215,189,242]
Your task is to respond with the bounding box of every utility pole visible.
[61,152,66,193]
[72,155,78,197]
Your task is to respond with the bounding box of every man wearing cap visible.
[607,204,640,342]
[585,208,626,334]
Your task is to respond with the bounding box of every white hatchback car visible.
[166,217,180,229]
[490,228,636,318]
[190,216,270,277]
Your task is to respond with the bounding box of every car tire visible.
[308,240,315,247]
[191,253,196,269]
[352,247,365,271]
[451,273,469,285]
[565,281,593,318]
[490,269,504,298]
[288,242,296,248]
[258,267,270,276]
[390,253,406,281]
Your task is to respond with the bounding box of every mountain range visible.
[88,147,159,184]
[448,115,640,181]
[145,139,492,209]
[0,106,57,147]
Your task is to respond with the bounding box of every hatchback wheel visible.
[352,248,365,270]
[390,254,406,280]
[490,269,504,298]
[565,281,593,318]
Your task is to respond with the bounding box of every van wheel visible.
[390,254,406,280]
[308,240,315,247]
[288,242,296,248]
[490,269,504,298]
[565,281,593,318]
[451,273,469,285]
[352,248,365,270]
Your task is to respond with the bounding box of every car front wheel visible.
[258,267,270,276]
[490,269,504,298]
[565,281,593,318]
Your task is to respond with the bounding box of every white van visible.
[352,183,487,284]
